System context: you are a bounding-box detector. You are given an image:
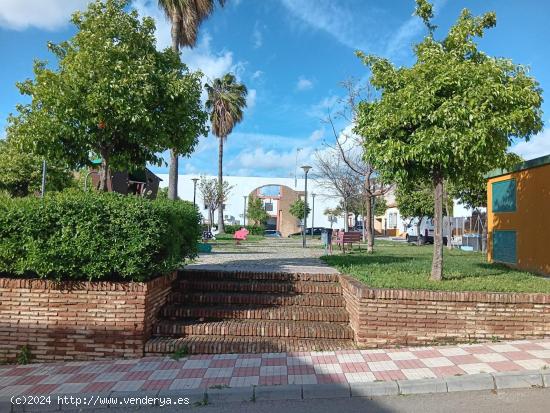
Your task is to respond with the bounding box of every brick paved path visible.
[1,339,549,397]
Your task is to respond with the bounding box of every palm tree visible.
[205,73,247,233]
[158,0,225,200]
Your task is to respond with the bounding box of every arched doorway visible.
[248,184,303,237]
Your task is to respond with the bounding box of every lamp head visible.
[301,165,312,174]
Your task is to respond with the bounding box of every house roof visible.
[485,154,550,179]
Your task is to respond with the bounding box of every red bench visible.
[336,231,362,253]
[233,228,249,245]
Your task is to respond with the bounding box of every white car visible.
[405,217,450,244]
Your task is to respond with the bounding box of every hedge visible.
[224,224,265,235]
[0,190,201,282]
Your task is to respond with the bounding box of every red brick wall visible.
[340,275,550,348]
[0,273,175,362]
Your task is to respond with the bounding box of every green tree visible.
[396,181,434,245]
[374,197,388,217]
[247,195,269,226]
[205,73,248,234]
[0,138,74,197]
[289,198,311,222]
[198,176,232,231]
[8,0,205,192]
[157,0,225,200]
[355,0,543,280]
[324,206,342,228]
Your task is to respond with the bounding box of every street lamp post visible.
[192,178,199,207]
[40,160,46,198]
[243,196,248,227]
[311,193,316,239]
[301,165,312,248]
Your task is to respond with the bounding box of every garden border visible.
[339,274,550,347]
[0,273,176,362]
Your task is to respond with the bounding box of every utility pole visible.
[301,165,312,248]
[40,160,46,197]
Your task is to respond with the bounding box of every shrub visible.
[224,224,265,235]
[0,190,201,282]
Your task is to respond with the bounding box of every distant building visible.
[158,175,345,237]
[89,161,162,199]
[486,154,550,276]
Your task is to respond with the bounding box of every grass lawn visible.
[321,240,550,293]
[210,233,265,244]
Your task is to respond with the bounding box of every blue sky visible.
[1,0,549,177]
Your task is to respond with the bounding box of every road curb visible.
[1,369,549,411]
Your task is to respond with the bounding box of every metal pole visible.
[192,179,198,206]
[303,171,308,248]
[311,193,316,239]
[40,160,46,197]
[294,148,302,189]
[243,196,247,227]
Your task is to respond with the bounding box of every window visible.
[388,212,397,228]
[493,230,517,264]
[492,179,516,213]
[264,202,273,212]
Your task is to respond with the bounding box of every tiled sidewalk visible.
[1,339,549,397]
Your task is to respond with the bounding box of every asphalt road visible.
[61,388,550,413]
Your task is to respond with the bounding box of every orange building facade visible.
[486,154,550,276]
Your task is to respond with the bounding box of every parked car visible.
[264,230,282,238]
[405,217,449,244]
[287,227,326,237]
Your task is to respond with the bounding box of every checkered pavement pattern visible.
[1,339,549,397]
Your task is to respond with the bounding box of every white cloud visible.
[308,95,340,118]
[252,21,263,49]
[280,0,368,50]
[229,146,316,175]
[296,76,314,91]
[309,127,325,142]
[247,89,257,110]
[511,129,550,161]
[384,0,448,59]
[0,0,91,30]
[251,70,263,80]
[132,1,243,83]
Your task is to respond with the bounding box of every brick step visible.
[179,279,342,294]
[167,291,346,307]
[154,319,354,340]
[179,270,340,283]
[145,336,356,355]
[160,304,350,322]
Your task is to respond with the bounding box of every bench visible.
[233,228,249,245]
[336,231,362,253]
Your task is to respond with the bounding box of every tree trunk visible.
[217,138,225,234]
[416,219,422,246]
[343,201,349,231]
[431,174,444,281]
[168,149,178,200]
[98,150,110,192]
[167,15,180,201]
[365,194,374,253]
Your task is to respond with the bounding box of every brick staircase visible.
[145,269,356,355]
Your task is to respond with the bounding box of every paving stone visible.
[398,378,447,395]
[493,370,543,389]
[302,383,350,399]
[445,373,494,392]
[254,385,302,401]
[350,381,399,397]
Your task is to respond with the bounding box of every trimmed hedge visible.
[0,190,201,282]
[224,224,265,235]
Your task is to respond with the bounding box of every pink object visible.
[233,228,249,243]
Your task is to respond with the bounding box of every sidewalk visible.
[1,339,549,399]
